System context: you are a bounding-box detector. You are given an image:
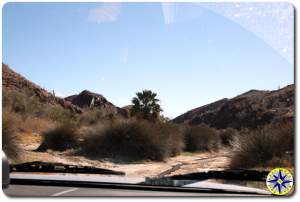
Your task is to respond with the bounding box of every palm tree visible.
[131,90,162,121]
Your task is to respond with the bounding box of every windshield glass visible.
[2,2,294,196]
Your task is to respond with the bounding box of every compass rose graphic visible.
[266,168,293,195]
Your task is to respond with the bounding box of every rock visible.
[65,90,127,117]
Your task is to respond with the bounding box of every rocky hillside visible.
[3,63,53,102]
[173,85,294,129]
[3,63,129,118]
[65,90,128,117]
[2,63,82,113]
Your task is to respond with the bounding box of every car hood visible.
[184,180,270,195]
[10,172,270,195]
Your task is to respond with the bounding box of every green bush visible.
[79,121,184,162]
[183,124,219,152]
[230,122,294,168]
[36,123,79,152]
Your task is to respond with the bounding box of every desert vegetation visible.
[3,89,295,169]
[2,110,20,159]
[78,109,106,125]
[130,90,162,122]
[230,122,294,169]
[77,120,184,162]
[2,90,77,159]
[219,128,238,147]
[36,122,80,152]
[2,75,295,170]
[183,124,219,152]
[3,90,75,124]
[35,119,224,162]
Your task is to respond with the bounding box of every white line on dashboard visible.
[51,188,79,196]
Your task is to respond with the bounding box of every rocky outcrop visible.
[65,90,128,117]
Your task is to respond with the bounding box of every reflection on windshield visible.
[2,2,294,195]
[143,178,267,191]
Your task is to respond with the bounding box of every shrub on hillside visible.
[3,90,43,116]
[3,90,71,134]
[79,121,184,162]
[230,122,294,168]
[219,128,238,146]
[79,109,105,125]
[44,105,74,123]
[183,124,219,152]
[36,123,79,152]
[2,111,20,159]
[3,90,76,123]
[20,117,53,134]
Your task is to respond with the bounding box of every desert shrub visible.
[3,90,43,116]
[3,90,27,113]
[36,122,79,152]
[2,111,20,159]
[79,120,184,162]
[20,117,53,134]
[79,109,105,125]
[183,124,219,152]
[219,128,238,146]
[159,115,171,123]
[44,105,73,123]
[3,90,75,124]
[3,90,64,133]
[230,122,294,169]
[155,122,185,156]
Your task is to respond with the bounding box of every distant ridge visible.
[173,85,294,129]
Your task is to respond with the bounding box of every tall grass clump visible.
[2,111,20,159]
[36,122,79,152]
[230,122,294,169]
[183,124,220,152]
[79,120,184,162]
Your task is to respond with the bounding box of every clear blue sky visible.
[2,2,294,118]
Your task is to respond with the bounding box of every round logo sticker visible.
[266,168,293,195]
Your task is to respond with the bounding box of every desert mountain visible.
[173,85,294,129]
[3,63,128,118]
[3,63,52,101]
[2,63,82,113]
[65,90,128,117]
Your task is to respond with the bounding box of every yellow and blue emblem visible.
[266,168,293,195]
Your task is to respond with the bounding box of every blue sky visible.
[2,2,294,118]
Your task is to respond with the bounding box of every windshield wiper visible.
[147,169,269,182]
[10,161,125,176]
